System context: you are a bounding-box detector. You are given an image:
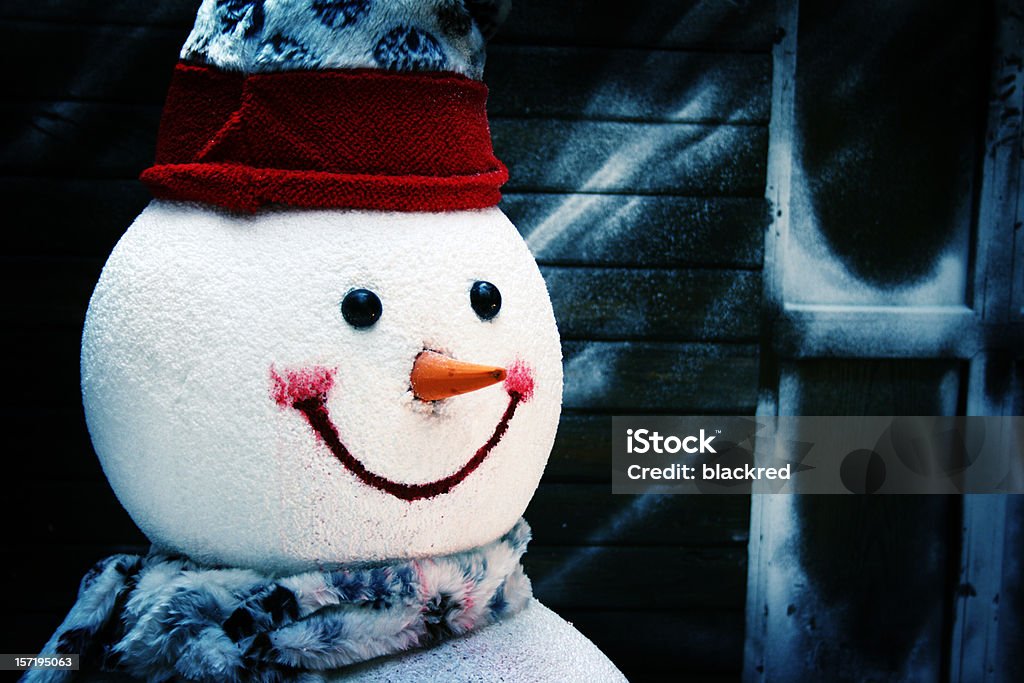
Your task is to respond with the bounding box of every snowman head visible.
[83,203,560,573]
[81,0,561,574]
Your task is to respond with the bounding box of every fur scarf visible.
[26,520,532,682]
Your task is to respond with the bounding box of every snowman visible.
[31,1,626,681]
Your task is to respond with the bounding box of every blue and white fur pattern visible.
[25,520,532,683]
[181,0,512,79]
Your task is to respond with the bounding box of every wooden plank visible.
[9,407,600,485]
[0,2,195,27]
[494,119,768,195]
[996,494,1024,682]
[0,178,147,259]
[0,179,769,267]
[4,411,102,482]
[4,336,757,428]
[2,102,768,196]
[0,343,755,416]
[4,543,743,612]
[954,265,1023,682]
[2,258,99,324]
[526,545,746,610]
[0,101,161,177]
[1,0,777,52]
[560,609,745,676]
[5,408,741,491]
[4,610,745,680]
[14,480,748,548]
[6,355,753,483]
[0,20,769,123]
[544,266,761,341]
[0,612,73,658]
[1017,360,1024,416]
[972,0,1024,326]
[0,545,149,612]
[505,193,767,268]
[0,20,183,103]
[780,358,962,416]
[1,328,99,484]
[546,411,612,482]
[3,323,89,409]
[775,305,984,358]
[487,46,770,122]
[5,608,745,680]
[499,0,776,51]
[527,485,749,546]
[953,494,1008,683]
[15,482,144,546]
[552,410,767,482]
[3,260,764,346]
[562,340,758,412]
[15,406,750,488]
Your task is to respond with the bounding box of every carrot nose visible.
[410,351,507,401]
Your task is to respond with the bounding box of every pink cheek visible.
[504,359,535,402]
[270,365,336,407]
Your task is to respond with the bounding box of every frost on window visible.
[785,0,990,307]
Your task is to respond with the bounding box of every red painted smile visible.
[270,362,534,501]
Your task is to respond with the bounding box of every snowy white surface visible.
[329,599,627,682]
[81,201,562,574]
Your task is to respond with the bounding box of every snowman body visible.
[332,599,626,682]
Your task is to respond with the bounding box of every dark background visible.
[1,1,1021,681]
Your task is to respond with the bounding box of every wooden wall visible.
[0,1,775,680]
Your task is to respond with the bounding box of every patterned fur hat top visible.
[182,0,512,79]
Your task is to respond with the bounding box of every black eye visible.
[470,281,501,320]
[341,289,382,328]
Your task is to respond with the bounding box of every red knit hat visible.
[141,0,510,213]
